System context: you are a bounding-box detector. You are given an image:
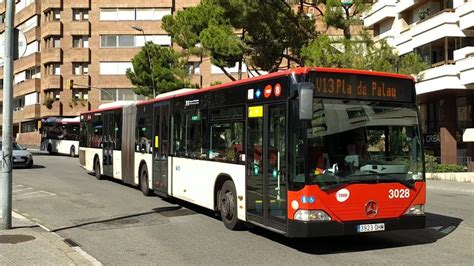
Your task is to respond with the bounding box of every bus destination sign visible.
[310,72,414,102]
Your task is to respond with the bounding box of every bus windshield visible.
[294,99,423,190]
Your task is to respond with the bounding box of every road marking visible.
[13,191,56,199]
[13,187,34,193]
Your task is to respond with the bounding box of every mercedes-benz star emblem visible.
[365,200,378,217]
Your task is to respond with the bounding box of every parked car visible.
[0,142,33,168]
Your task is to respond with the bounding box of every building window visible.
[100,35,171,48]
[45,90,61,101]
[100,8,171,21]
[45,36,60,48]
[44,8,61,22]
[73,63,89,75]
[100,88,146,101]
[21,121,37,133]
[72,89,89,100]
[45,63,61,75]
[99,62,132,75]
[73,36,89,48]
[73,9,89,21]
[185,62,201,75]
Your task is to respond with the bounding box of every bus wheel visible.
[94,159,103,180]
[47,144,52,154]
[140,166,152,196]
[70,146,75,157]
[219,180,244,230]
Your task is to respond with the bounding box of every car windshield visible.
[292,99,423,190]
[0,143,24,150]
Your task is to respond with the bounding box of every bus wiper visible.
[320,179,377,191]
[376,175,415,189]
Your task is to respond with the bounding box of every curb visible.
[12,211,102,266]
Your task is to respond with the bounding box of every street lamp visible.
[131,26,156,98]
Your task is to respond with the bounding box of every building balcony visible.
[24,27,41,43]
[70,0,91,8]
[63,101,90,117]
[373,30,395,46]
[458,57,474,85]
[41,101,62,117]
[456,0,474,30]
[68,48,90,62]
[416,64,465,95]
[41,21,62,38]
[41,0,62,12]
[14,78,41,98]
[363,0,396,27]
[42,48,62,64]
[71,75,91,88]
[13,104,41,124]
[14,52,41,74]
[411,9,464,49]
[43,75,62,90]
[393,29,413,55]
[70,21,90,35]
[15,1,40,27]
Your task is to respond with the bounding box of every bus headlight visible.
[405,204,424,215]
[294,210,331,221]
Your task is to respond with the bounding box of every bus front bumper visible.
[287,215,426,237]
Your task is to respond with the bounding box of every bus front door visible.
[152,103,170,196]
[246,103,287,233]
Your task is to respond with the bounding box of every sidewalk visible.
[0,212,100,265]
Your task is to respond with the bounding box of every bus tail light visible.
[294,210,332,221]
[405,204,425,215]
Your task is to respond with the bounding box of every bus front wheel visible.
[219,180,244,230]
[140,166,152,196]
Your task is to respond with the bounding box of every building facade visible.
[364,0,474,165]
[0,0,247,147]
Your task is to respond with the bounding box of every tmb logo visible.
[336,188,350,202]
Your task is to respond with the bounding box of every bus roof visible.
[81,67,414,115]
[42,116,80,124]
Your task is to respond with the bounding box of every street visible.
[10,152,474,264]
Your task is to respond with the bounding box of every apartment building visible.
[0,0,248,147]
[364,0,474,165]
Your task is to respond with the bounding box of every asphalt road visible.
[11,152,474,264]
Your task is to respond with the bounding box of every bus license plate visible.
[357,223,385,233]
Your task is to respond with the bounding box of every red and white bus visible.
[40,117,80,157]
[79,67,426,237]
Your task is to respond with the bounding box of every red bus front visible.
[284,71,425,237]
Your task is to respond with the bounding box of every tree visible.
[163,0,428,80]
[126,42,191,97]
[163,0,314,80]
[301,32,429,79]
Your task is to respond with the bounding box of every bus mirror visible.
[296,82,314,120]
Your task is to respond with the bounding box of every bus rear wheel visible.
[94,159,103,180]
[70,146,75,157]
[140,166,152,196]
[219,180,244,230]
[47,144,53,155]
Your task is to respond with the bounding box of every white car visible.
[0,142,33,168]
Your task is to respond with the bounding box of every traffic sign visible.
[0,29,27,61]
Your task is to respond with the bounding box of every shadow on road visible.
[51,206,187,233]
[245,212,462,254]
[13,164,46,170]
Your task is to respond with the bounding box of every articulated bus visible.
[79,67,426,237]
[40,117,80,157]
